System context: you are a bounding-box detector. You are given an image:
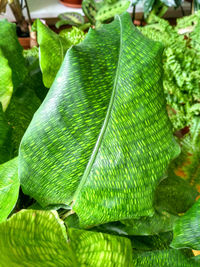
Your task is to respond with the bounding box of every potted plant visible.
[59,0,83,8]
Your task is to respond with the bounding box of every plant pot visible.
[59,0,82,8]
[18,37,30,49]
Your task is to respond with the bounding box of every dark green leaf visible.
[155,174,198,215]
[19,13,180,227]
[5,84,41,157]
[0,157,19,223]
[132,248,196,266]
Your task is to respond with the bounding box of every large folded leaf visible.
[171,199,200,250]
[0,19,27,90]
[19,12,180,227]
[0,157,19,223]
[0,48,13,111]
[132,248,196,266]
[0,209,133,266]
[33,19,72,88]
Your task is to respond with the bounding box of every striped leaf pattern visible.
[19,13,180,227]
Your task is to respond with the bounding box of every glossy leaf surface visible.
[19,13,180,227]
[0,157,19,223]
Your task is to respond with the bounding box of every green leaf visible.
[155,174,198,215]
[23,46,48,101]
[0,48,13,111]
[0,157,19,223]
[0,209,133,266]
[19,13,180,227]
[0,209,76,266]
[69,228,133,266]
[120,210,178,235]
[132,248,196,266]
[171,199,200,250]
[0,103,11,164]
[95,0,130,23]
[33,19,72,88]
[56,12,85,28]
[0,19,27,89]
[5,84,41,157]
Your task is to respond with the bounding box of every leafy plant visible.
[0,12,200,266]
[139,13,200,131]
[56,0,130,29]
[132,0,183,20]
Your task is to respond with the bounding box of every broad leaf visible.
[0,209,133,266]
[69,228,133,266]
[0,210,75,266]
[171,199,200,250]
[132,248,196,266]
[0,19,27,89]
[33,19,72,88]
[0,157,19,223]
[19,13,180,227]
[0,48,13,111]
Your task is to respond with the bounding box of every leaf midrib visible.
[73,15,123,202]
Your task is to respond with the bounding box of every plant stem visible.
[9,0,28,33]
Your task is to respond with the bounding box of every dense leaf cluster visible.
[0,12,200,266]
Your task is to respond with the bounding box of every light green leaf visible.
[132,249,196,266]
[0,48,13,111]
[0,19,27,90]
[33,19,72,88]
[0,209,76,266]
[19,13,180,227]
[171,199,200,250]
[0,209,133,266]
[69,227,133,267]
[0,157,19,223]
